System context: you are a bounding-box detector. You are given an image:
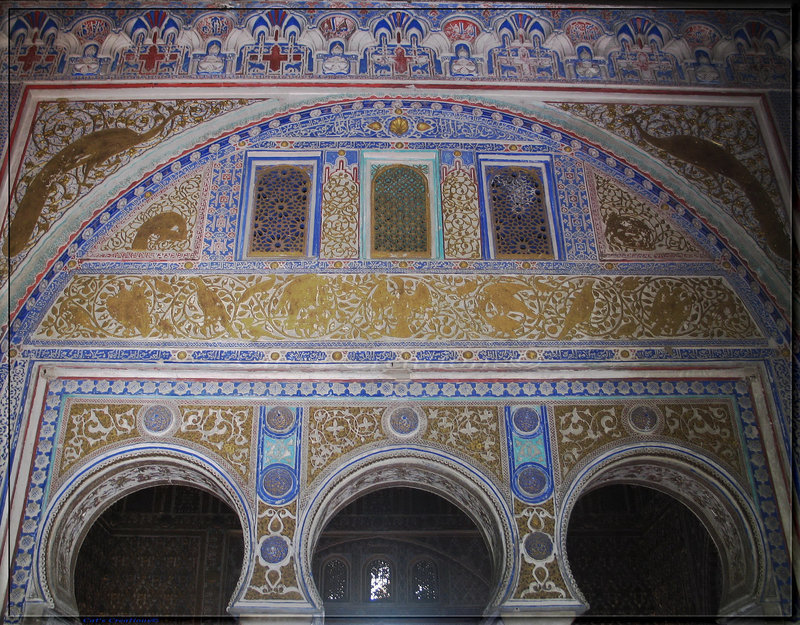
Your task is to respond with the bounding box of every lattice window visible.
[367,558,393,601]
[249,164,313,256]
[371,164,430,257]
[485,165,553,259]
[412,559,439,601]
[323,558,349,601]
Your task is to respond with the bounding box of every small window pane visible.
[250,165,312,256]
[412,559,439,601]
[323,558,348,601]
[368,559,392,601]
[371,164,430,257]
[487,165,553,258]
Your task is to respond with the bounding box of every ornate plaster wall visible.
[1,4,793,623]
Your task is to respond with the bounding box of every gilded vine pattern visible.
[555,401,745,483]
[306,407,385,482]
[59,402,140,475]
[441,163,482,259]
[6,99,248,264]
[319,168,360,258]
[661,402,745,479]
[553,103,787,261]
[513,498,568,599]
[423,406,502,478]
[176,405,254,481]
[35,273,761,341]
[245,501,303,600]
[92,167,210,256]
[588,169,699,257]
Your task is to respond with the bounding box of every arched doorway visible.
[559,451,765,618]
[312,486,492,623]
[298,450,516,622]
[566,484,722,619]
[74,484,244,621]
[37,449,254,619]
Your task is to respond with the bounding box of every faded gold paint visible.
[7,114,174,257]
[625,113,789,259]
[36,273,762,342]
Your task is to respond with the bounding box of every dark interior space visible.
[313,486,493,624]
[74,484,244,624]
[567,483,722,623]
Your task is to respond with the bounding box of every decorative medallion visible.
[260,535,289,564]
[389,117,409,136]
[512,406,541,435]
[626,404,662,434]
[266,406,296,434]
[260,464,296,502]
[138,403,177,436]
[515,463,550,501]
[524,531,553,560]
[383,405,426,439]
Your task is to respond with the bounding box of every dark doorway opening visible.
[567,484,722,623]
[313,486,493,624]
[74,484,244,624]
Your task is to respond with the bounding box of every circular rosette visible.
[259,535,290,566]
[512,406,541,436]
[513,463,551,503]
[265,406,296,435]
[259,464,297,504]
[137,402,179,437]
[523,531,554,561]
[382,405,426,440]
[624,404,663,435]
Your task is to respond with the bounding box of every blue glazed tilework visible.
[5,373,791,619]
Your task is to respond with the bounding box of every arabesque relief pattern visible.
[305,405,505,485]
[424,406,504,480]
[513,498,569,599]
[35,274,761,342]
[6,99,248,264]
[90,166,212,258]
[55,401,255,487]
[553,103,788,261]
[554,401,745,484]
[245,501,304,601]
[306,407,386,483]
[319,167,360,259]
[176,405,254,482]
[587,168,701,259]
[58,402,140,475]
[441,162,482,259]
